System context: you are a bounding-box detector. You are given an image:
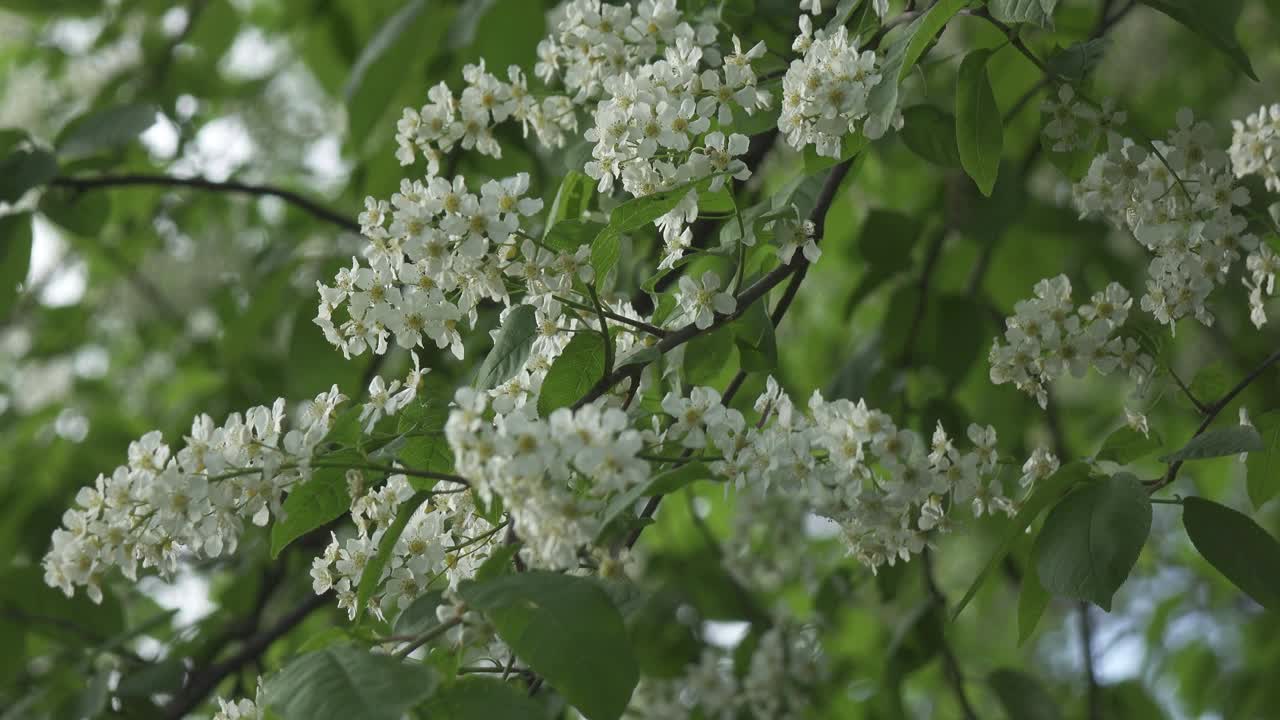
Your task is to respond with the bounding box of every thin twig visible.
[52,174,360,233]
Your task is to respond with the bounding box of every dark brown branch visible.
[51,174,361,234]
[163,592,331,719]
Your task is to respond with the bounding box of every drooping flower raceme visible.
[989,275,1153,408]
[1230,102,1280,192]
[778,24,884,157]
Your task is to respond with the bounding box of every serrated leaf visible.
[56,103,157,160]
[899,105,961,168]
[1159,425,1263,463]
[956,48,1003,197]
[421,677,550,719]
[952,462,1089,620]
[476,304,538,390]
[356,491,431,622]
[1139,0,1257,81]
[988,0,1059,28]
[1247,410,1280,507]
[537,331,608,416]
[264,645,436,720]
[1182,497,1280,609]
[1096,426,1163,465]
[459,571,638,720]
[270,454,359,558]
[1032,474,1151,611]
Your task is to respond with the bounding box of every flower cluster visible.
[1041,84,1126,153]
[1245,244,1279,328]
[664,380,1013,571]
[1072,107,1259,328]
[779,23,884,157]
[314,173,544,359]
[394,62,577,174]
[42,387,348,602]
[446,389,652,569]
[534,0,720,103]
[1229,102,1280,192]
[629,623,827,720]
[309,475,497,620]
[988,275,1153,408]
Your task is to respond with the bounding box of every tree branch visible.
[51,174,361,234]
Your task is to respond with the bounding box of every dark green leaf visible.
[392,590,445,637]
[545,218,605,252]
[420,677,549,719]
[1017,569,1050,645]
[1246,410,1280,507]
[956,48,1003,197]
[56,103,157,160]
[1159,425,1263,463]
[989,668,1061,720]
[0,213,33,316]
[865,0,969,134]
[684,325,736,385]
[1138,0,1257,81]
[460,571,638,720]
[0,147,58,203]
[343,0,443,149]
[1046,38,1108,82]
[1182,497,1280,608]
[899,105,962,168]
[988,0,1059,28]
[953,462,1089,620]
[475,304,538,390]
[1096,426,1163,465]
[270,454,360,558]
[265,645,436,720]
[537,331,608,416]
[599,462,710,536]
[1033,474,1151,611]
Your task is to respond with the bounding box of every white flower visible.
[676,271,736,329]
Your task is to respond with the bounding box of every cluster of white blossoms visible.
[314,173,545,359]
[780,22,884,157]
[1072,106,1260,328]
[42,387,348,602]
[309,475,498,620]
[579,31,771,266]
[664,380,1015,571]
[393,62,577,174]
[1230,102,1280,192]
[989,275,1153,408]
[446,388,652,569]
[1041,84,1126,153]
[629,623,827,720]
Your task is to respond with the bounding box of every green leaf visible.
[1046,38,1108,82]
[987,0,1059,28]
[899,105,962,168]
[953,462,1089,620]
[865,0,970,135]
[1096,426,1163,465]
[396,389,456,486]
[343,0,443,150]
[599,462,710,536]
[270,454,359,558]
[39,187,110,237]
[1017,569,1050,645]
[1138,0,1257,81]
[900,0,972,75]
[264,645,436,720]
[1182,497,1280,609]
[1032,474,1151,611]
[55,103,157,160]
[356,491,431,622]
[1246,410,1280,507]
[956,48,1004,197]
[0,146,58,204]
[546,170,595,232]
[732,300,778,373]
[421,677,549,719]
[988,669,1061,720]
[803,131,869,173]
[0,213,33,316]
[684,325,736,385]
[392,589,445,637]
[1158,425,1264,463]
[475,304,538,389]
[858,209,922,273]
[459,571,638,720]
[545,218,605,252]
[537,331,608,416]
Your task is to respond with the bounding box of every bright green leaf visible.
[475,304,538,390]
[1017,569,1050,645]
[1182,497,1280,609]
[1032,474,1151,611]
[459,571,638,720]
[1246,410,1280,507]
[1159,425,1263,463]
[956,48,1004,197]
[0,213,34,316]
[537,331,608,416]
[988,0,1059,28]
